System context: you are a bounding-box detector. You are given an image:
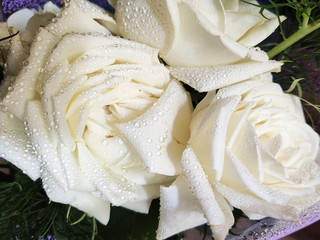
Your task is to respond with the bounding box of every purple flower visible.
[2,0,62,14]
[1,0,114,20]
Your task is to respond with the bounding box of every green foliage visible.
[0,165,97,240]
[98,200,160,240]
[0,164,163,240]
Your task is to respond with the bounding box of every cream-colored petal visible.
[115,0,178,53]
[190,96,240,181]
[238,0,274,19]
[216,183,299,221]
[157,175,207,240]
[1,28,55,119]
[239,16,286,46]
[182,146,234,240]
[227,102,255,148]
[41,168,111,224]
[52,76,88,149]
[108,0,116,8]
[230,120,263,181]
[27,99,96,194]
[43,33,113,73]
[5,27,28,76]
[226,148,291,205]
[25,100,68,190]
[214,74,272,99]
[41,60,73,144]
[169,60,282,92]
[77,141,142,206]
[42,1,61,14]
[116,80,192,176]
[57,143,96,192]
[22,12,56,44]
[0,105,39,180]
[221,0,239,10]
[46,0,115,36]
[192,0,225,30]
[122,184,160,213]
[224,12,262,41]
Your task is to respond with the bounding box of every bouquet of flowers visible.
[0,0,320,239]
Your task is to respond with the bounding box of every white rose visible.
[113,0,284,67]
[112,0,285,91]
[158,74,320,240]
[0,0,192,224]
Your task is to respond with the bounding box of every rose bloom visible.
[158,74,320,240]
[0,0,192,224]
[111,0,285,91]
[112,0,284,67]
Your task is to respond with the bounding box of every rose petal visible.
[226,147,291,205]
[157,175,207,240]
[115,0,178,54]
[189,95,240,181]
[230,119,264,181]
[224,12,263,42]
[182,146,234,240]
[41,167,111,224]
[116,80,192,176]
[223,0,286,47]
[5,28,28,77]
[46,0,116,36]
[1,28,55,119]
[239,16,286,46]
[121,184,160,213]
[25,100,94,192]
[188,0,225,30]
[77,141,143,206]
[0,105,39,180]
[169,60,282,92]
[25,100,68,190]
[216,183,299,221]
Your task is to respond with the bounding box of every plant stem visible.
[302,8,312,28]
[268,18,320,59]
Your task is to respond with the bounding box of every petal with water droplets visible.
[0,105,39,180]
[169,60,282,92]
[117,80,193,176]
[157,175,207,240]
